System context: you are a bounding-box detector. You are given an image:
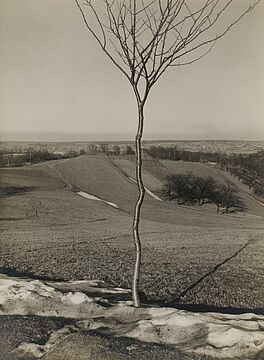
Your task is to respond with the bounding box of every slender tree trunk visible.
[132,102,145,307]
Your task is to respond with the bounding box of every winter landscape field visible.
[1,0,264,357]
[1,152,264,359]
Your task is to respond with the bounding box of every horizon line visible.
[1,131,263,143]
[1,139,263,143]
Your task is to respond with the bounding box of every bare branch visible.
[75,0,131,82]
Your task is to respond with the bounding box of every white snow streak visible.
[129,177,162,201]
[77,191,118,209]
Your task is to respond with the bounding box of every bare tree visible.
[75,0,260,307]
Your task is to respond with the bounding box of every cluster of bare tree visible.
[219,151,264,197]
[147,146,264,197]
[163,173,246,213]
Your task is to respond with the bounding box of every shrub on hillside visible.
[163,173,196,204]
[252,180,264,198]
[211,182,246,213]
[126,145,135,155]
[112,145,121,155]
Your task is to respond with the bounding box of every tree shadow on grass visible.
[142,239,264,315]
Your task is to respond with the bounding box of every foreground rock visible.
[0,275,264,359]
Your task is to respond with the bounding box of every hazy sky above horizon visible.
[0,0,263,141]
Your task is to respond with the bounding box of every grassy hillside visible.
[0,166,63,190]
[110,155,165,191]
[110,155,264,217]
[49,155,140,213]
[160,160,264,217]
[0,154,264,309]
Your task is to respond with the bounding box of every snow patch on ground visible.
[0,276,102,319]
[77,191,119,208]
[122,308,264,358]
[129,177,162,201]
[1,276,264,359]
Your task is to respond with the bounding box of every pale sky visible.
[0,0,263,141]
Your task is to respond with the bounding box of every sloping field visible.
[160,159,264,217]
[43,154,264,225]
[0,155,264,310]
[110,155,164,191]
[111,155,264,217]
[0,166,63,190]
[48,155,140,213]
[161,160,226,180]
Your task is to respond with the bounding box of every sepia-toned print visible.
[0,1,264,359]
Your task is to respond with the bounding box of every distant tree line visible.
[0,143,137,167]
[145,146,221,162]
[98,144,135,156]
[0,148,86,167]
[163,173,246,213]
[219,151,264,197]
[146,146,264,198]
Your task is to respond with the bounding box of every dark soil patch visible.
[143,298,264,315]
[0,186,32,197]
[0,266,65,282]
[0,315,75,360]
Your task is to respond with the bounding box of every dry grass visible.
[0,316,74,360]
[109,155,264,217]
[110,155,164,191]
[1,155,264,309]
